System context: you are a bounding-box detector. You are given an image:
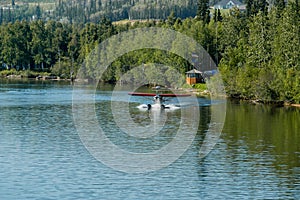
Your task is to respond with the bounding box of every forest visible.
[0,0,200,23]
[0,0,299,103]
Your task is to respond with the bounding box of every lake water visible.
[0,79,299,199]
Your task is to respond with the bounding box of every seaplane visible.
[128,86,191,110]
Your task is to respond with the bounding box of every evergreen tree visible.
[166,11,177,28]
[196,0,210,24]
[8,8,12,22]
[274,0,286,12]
[295,0,299,14]
[271,2,300,102]
[247,12,270,69]
[35,5,42,20]
[217,9,222,22]
[30,20,49,69]
[213,9,222,22]
[213,9,218,22]
[0,8,3,24]
[246,0,268,16]
[68,26,80,69]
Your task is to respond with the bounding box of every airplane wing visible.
[159,94,191,97]
[128,92,156,96]
[128,92,190,97]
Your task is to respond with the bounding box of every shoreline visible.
[1,74,70,81]
[234,98,300,108]
[191,89,300,108]
[2,76,300,108]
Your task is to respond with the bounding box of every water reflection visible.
[214,101,300,198]
[0,80,299,199]
[223,101,300,170]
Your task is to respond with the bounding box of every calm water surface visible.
[0,79,299,199]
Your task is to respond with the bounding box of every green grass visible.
[28,2,55,10]
[193,83,207,92]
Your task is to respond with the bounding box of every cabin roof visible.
[215,0,242,6]
[186,69,203,74]
[214,0,243,9]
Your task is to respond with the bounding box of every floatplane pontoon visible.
[128,86,191,110]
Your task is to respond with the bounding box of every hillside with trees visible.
[1,0,199,23]
[55,0,199,23]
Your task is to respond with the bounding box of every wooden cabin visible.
[186,69,204,85]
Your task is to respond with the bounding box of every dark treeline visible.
[0,1,299,103]
[0,16,194,80]
[0,1,54,23]
[55,0,198,23]
[0,0,198,24]
[0,17,116,78]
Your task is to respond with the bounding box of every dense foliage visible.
[219,2,300,103]
[0,1,299,103]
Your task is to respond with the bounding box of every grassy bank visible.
[0,69,51,78]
